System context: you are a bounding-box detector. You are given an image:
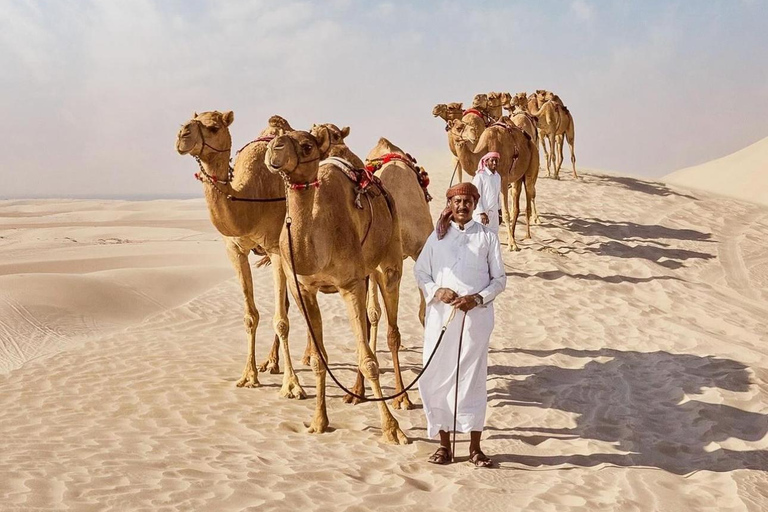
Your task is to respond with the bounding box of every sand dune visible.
[664,135,768,207]
[1,171,768,511]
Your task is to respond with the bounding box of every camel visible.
[448,119,541,251]
[486,91,505,122]
[365,137,434,332]
[527,92,578,179]
[502,104,538,144]
[303,124,418,410]
[265,130,409,443]
[448,107,489,183]
[175,111,306,400]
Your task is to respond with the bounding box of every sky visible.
[1,0,767,198]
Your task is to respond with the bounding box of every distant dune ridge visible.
[664,136,768,206]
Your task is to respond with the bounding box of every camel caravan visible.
[173,91,574,444]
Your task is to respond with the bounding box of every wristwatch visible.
[473,294,483,306]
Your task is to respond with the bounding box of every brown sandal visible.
[427,446,453,465]
[468,450,493,468]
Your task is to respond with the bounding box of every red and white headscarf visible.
[436,182,481,240]
[477,151,500,172]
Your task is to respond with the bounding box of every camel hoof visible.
[343,393,366,405]
[258,359,280,374]
[236,372,260,388]
[307,419,329,434]
[392,393,414,410]
[280,377,307,400]
[509,244,521,252]
[381,426,410,445]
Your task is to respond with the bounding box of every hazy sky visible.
[2,0,767,198]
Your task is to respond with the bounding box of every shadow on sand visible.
[487,348,768,473]
[542,213,713,243]
[588,174,699,201]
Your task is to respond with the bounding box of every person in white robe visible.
[471,152,502,233]
[414,181,507,467]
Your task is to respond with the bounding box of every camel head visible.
[265,130,331,184]
[176,110,234,157]
[447,119,479,148]
[432,103,449,120]
[508,92,529,112]
[499,92,513,109]
[260,115,293,138]
[487,92,503,109]
[310,123,350,147]
[471,93,489,111]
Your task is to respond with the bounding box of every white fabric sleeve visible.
[413,234,441,304]
[478,233,507,304]
[472,173,486,215]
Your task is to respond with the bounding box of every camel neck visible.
[199,151,232,183]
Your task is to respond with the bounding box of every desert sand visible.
[1,166,768,511]
[664,135,768,207]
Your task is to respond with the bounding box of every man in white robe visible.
[414,182,507,467]
[471,152,502,233]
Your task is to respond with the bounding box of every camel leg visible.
[291,284,329,434]
[226,239,260,388]
[257,335,280,374]
[523,177,534,240]
[271,255,305,399]
[509,180,523,251]
[539,131,551,177]
[257,255,283,375]
[338,280,408,445]
[567,126,578,179]
[555,134,565,180]
[343,275,381,405]
[375,263,412,410]
[529,151,542,225]
[301,334,312,367]
[500,179,516,252]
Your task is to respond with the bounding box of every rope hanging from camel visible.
[283,203,457,403]
[193,157,287,203]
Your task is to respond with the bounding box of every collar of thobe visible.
[450,219,476,232]
[481,167,497,175]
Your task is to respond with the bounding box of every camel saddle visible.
[320,156,384,210]
[365,153,433,203]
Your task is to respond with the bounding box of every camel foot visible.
[523,234,532,240]
[508,243,521,252]
[257,358,280,375]
[307,416,329,434]
[534,217,542,225]
[380,424,410,445]
[236,368,260,388]
[343,392,366,405]
[280,375,307,400]
[392,393,414,410]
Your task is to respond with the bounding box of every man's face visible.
[487,157,499,172]
[449,194,475,224]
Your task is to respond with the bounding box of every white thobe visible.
[414,220,507,438]
[472,167,502,233]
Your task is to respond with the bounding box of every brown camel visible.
[305,124,417,410]
[502,105,539,144]
[365,137,434,331]
[265,130,409,443]
[433,103,464,178]
[448,107,489,183]
[486,91,505,122]
[175,111,305,399]
[528,92,578,179]
[448,119,541,250]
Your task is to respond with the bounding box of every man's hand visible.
[435,288,458,304]
[451,294,481,312]
[480,213,489,225]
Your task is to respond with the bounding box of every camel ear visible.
[314,128,331,155]
[222,111,234,126]
[193,112,198,118]
[340,126,350,139]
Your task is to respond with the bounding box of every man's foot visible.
[468,450,493,468]
[427,446,452,465]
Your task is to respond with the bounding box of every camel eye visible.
[209,125,220,133]
[301,143,312,153]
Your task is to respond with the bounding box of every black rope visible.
[285,215,454,402]
[448,160,460,188]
